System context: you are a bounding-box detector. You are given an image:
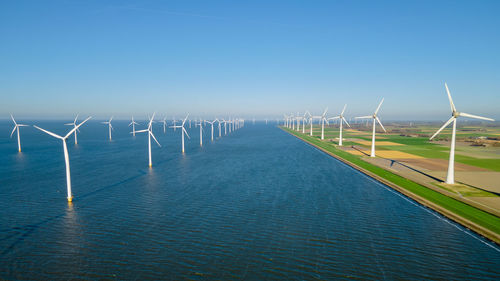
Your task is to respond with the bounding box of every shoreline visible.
[281,127,500,245]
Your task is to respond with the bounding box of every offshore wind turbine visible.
[161,117,168,133]
[196,119,204,146]
[34,116,92,202]
[64,114,80,144]
[10,114,29,152]
[129,116,139,136]
[101,116,113,140]
[222,119,228,135]
[172,117,177,131]
[205,119,217,141]
[356,98,386,157]
[171,114,190,153]
[328,104,351,146]
[217,119,222,137]
[312,108,329,140]
[430,83,494,184]
[135,113,161,167]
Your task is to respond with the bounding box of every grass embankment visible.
[282,127,500,244]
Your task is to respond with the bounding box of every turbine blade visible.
[74,114,79,123]
[10,126,17,138]
[459,112,494,122]
[182,114,189,125]
[34,125,63,139]
[375,98,384,114]
[342,117,351,127]
[135,129,148,133]
[150,132,161,147]
[109,116,113,122]
[183,127,190,139]
[375,117,386,133]
[11,114,17,125]
[430,117,455,140]
[341,104,347,115]
[65,116,92,139]
[355,116,372,119]
[322,107,329,116]
[444,83,457,113]
[328,116,340,120]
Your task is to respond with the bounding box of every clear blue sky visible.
[1,0,499,120]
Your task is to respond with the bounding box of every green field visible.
[305,125,500,171]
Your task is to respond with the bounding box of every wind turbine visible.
[129,116,139,136]
[205,119,217,141]
[135,113,161,167]
[196,119,203,146]
[101,116,113,140]
[303,111,311,134]
[328,104,351,146]
[64,114,80,144]
[217,118,222,137]
[161,117,168,133]
[172,117,177,131]
[296,114,301,132]
[171,114,190,153]
[430,83,494,184]
[356,98,386,157]
[34,116,92,202]
[312,108,329,140]
[222,119,228,135]
[10,114,29,152]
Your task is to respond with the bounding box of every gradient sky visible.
[1,0,499,120]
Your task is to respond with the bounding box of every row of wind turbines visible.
[9,113,245,202]
[283,83,495,185]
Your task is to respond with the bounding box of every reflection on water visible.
[0,121,499,280]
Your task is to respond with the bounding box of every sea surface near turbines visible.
[0,121,499,279]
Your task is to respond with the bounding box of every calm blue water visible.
[0,120,499,280]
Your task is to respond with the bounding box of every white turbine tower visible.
[312,108,329,140]
[217,118,222,138]
[222,119,228,135]
[172,118,177,131]
[430,83,494,184]
[205,119,217,141]
[171,114,190,153]
[196,119,203,146]
[303,111,311,134]
[129,116,139,136]
[10,114,29,152]
[135,113,161,167]
[328,104,351,146]
[161,117,168,133]
[356,98,386,157]
[34,116,92,202]
[64,114,80,144]
[101,116,113,140]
